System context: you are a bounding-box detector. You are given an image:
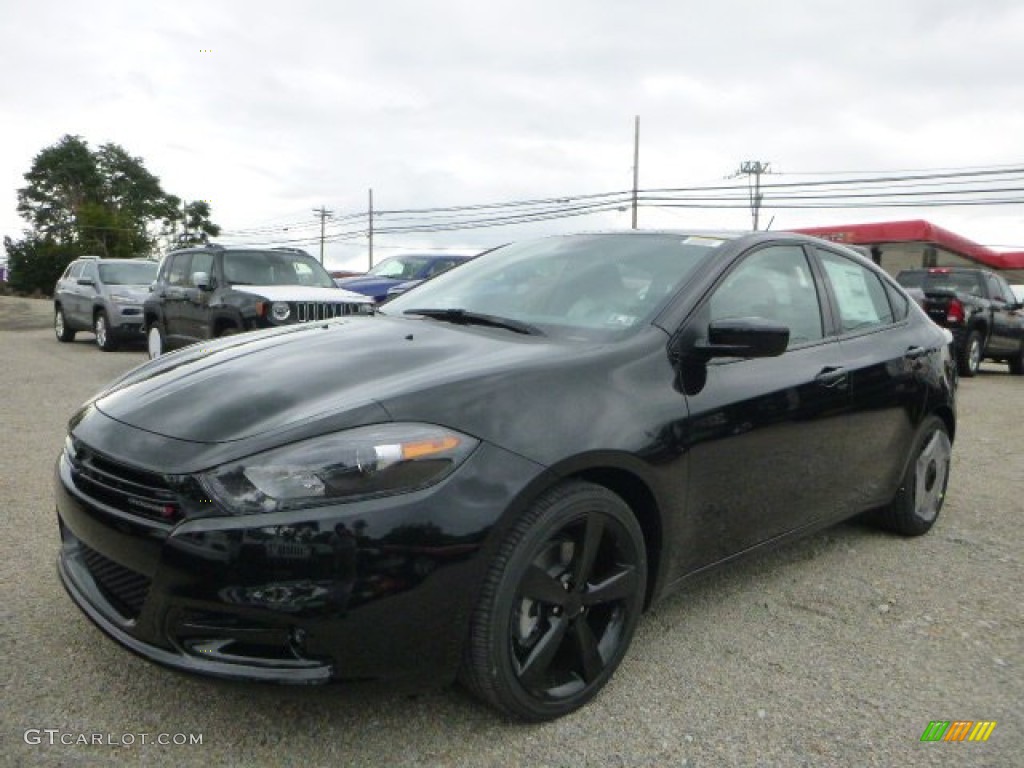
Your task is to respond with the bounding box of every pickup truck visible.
[897,267,1024,376]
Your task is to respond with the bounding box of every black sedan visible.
[55,231,956,721]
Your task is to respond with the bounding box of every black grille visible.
[79,543,151,620]
[294,302,361,322]
[68,441,180,522]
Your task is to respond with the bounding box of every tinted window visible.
[167,254,191,287]
[818,250,894,333]
[383,233,729,339]
[189,253,215,286]
[884,280,910,321]
[222,251,335,288]
[98,261,158,285]
[710,245,823,344]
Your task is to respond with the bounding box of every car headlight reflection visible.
[202,424,478,514]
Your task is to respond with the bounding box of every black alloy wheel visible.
[873,416,952,536]
[55,307,75,342]
[461,481,647,721]
[94,311,118,351]
[958,330,982,377]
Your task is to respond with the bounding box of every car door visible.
[75,261,101,327]
[159,253,192,344]
[179,251,215,340]
[815,247,932,515]
[985,272,1020,355]
[59,262,85,327]
[680,244,850,569]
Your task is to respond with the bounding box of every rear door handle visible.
[904,346,928,360]
[815,366,848,389]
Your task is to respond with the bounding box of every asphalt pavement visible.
[1,295,1021,767]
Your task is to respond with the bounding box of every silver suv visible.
[54,257,159,351]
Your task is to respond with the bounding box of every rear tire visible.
[872,416,951,536]
[55,306,76,342]
[94,311,118,351]
[147,322,166,359]
[957,330,982,377]
[459,481,647,721]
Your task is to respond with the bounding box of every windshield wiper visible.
[403,308,544,336]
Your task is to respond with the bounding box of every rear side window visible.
[884,281,910,321]
[817,250,894,333]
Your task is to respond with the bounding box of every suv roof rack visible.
[269,247,313,256]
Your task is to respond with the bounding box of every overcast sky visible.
[2,0,1022,270]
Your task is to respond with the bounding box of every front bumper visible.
[55,439,543,685]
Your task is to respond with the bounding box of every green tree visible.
[6,134,221,294]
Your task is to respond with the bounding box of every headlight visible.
[201,423,478,514]
[271,302,291,321]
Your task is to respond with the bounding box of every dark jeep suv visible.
[144,245,373,358]
[54,257,159,351]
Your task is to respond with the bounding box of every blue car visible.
[336,253,472,302]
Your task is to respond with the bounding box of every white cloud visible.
[2,0,1022,272]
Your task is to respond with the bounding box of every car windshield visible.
[97,261,158,285]
[382,233,730,339]
[366,255,437,280]
[898,271,984,297]
[222,251,336,288]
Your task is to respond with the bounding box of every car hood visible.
[108,284,153,302]
[90,315,570,445]
[336,276,402,294]
[233,284,372,304]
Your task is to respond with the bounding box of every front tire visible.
[147,322,166,359]
[873,416,952,536]
[94,311,118,351]
[958,330,982,377]
[55,306,75,342]
[460,481,647,721]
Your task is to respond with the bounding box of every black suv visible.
[144,245,373,358]
[54,257,159,351]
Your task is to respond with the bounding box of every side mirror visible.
[696,318,790,359]
[77,277,95,287]
[192,272,211,291]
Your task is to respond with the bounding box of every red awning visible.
[792,219,1024,270]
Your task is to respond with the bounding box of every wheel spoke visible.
[520,565,568,606]
[572,617,604,683]
[518,615,568,689]
[582,565,638,606]
[572,513,604,587]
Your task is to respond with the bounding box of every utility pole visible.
[368,188,374,269]
[312,206,334,264]
[631,115,640,229]
[734,161,771,230]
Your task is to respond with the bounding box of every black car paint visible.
[56,232,956,687]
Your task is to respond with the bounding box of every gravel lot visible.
[2,295,1021,767]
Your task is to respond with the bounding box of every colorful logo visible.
[920,721,997,742]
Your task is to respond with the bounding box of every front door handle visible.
[815,366,848,389]
[904,346,928,360]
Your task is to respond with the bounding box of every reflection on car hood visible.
[92,315,561,443]
[233,285,373,304]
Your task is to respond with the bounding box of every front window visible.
[222,251,335,288]
[382,233,729,339]
[98,261,158,285]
